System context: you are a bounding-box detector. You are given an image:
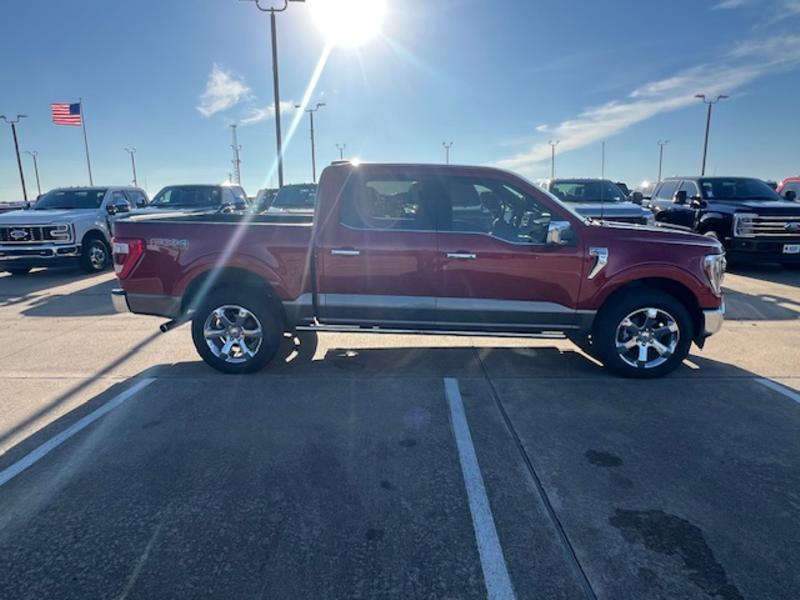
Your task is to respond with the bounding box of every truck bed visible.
[114,211,314,305]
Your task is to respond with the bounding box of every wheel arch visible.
[181,266,287,326]
[596,277,703,342]
[696,212,729,236]
[81,228,110,248]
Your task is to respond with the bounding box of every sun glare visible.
[307,0,387,48]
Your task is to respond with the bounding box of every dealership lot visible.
[0,267,799,599]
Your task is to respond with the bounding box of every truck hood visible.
[569,202,650,218]
[589,220,722,251]
[0,208,96,225]
[708,199,800,214]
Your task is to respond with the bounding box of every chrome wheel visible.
[203,305,263,364]
[615,307,680,369]
[89,244,107,270]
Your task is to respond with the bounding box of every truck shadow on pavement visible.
[722,287,800,321]
[726,264,800,286]
[0,268,112,311]
[19,278,118,318]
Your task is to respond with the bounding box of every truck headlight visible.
[733,212,758,237]
[46,224,73,242]
[703,254,726,296]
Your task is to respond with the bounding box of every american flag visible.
[51,102,82,126]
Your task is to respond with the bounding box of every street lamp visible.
[124,147,138,187]
[25,151,41,196]
[296,102,325,183]
[656,140,670,182]
[240,0,306,188]
[695,94,728,176]
[336,143,346,160]
[230,124,242,184]
[442,141,453,165]
[0,114,29,202]
[548,140,560,180]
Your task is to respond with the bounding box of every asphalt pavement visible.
[0,265,798,599]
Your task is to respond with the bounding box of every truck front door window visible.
[444,176,551,244]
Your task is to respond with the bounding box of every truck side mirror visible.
[690,196,707,209]
[674,190,688,205]
[785,190,797,202]
[630,191,644,205]
[546,221,572,245]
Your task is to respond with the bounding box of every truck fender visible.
[176,254,289,317]
[586,264,708,335]
[696,212,728,236]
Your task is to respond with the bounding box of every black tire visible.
[80,238,110,273]
[191,287,284,374]
[6,267,31,275]
[593,289,693,379]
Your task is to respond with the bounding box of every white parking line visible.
[0,377,155,488]
[756,378,800,404]
[444,377,516,600]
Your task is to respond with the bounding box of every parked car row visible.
[0,181,318,275]
[111,161,727,379]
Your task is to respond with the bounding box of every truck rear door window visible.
[339,175,436,231]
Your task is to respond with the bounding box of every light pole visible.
[241,0,306,189]
[657,140,670,182]
[548,140,560,180]
[124,147,138,187]
[695,94,728,176]
[230,124,242,184]
[296,102,325,183]
[25,151,41,196]
[442,141,453,165]
[336,143,346,160]
[1,114,29,202]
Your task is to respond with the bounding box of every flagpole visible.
[79,98,94,185]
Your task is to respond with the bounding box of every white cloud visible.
[240,101,297,126]
[196,64,251,117]
[713,0,751,10]
[494,35,800,174]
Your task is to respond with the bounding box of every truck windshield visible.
[549,180,626,203]
[34,189,107,210]
[699,178,782,201]
[151,186,221,208]
[272,185,317,209]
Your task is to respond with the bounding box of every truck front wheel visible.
[191,288,283,374]
[593,289,693,378]
[80,238,110,273]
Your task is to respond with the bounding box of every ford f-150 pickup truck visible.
[112,162,726,378]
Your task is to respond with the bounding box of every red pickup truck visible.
[111,162,725,378]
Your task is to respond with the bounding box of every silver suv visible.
[0,186,148,275]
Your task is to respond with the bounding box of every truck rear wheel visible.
[191,288,283,374]
[593,289,693,378]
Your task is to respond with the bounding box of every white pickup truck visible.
[0,186,148,275]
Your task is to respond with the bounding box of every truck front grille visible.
[0,225,72,244]
[734,215,800,238]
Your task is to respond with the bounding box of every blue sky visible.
[1,0,799,201]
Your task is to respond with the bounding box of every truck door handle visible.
[446,252,477,260]
[331,248,361,257]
